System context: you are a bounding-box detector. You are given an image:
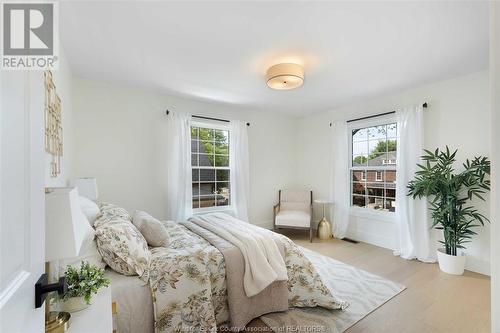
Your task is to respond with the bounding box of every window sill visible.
[193,206,233,215]
[349,206,396,223]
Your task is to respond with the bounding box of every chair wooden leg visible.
[309,226,313,242]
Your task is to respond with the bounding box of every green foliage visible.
[353,139,397,165]
[353,155,367,165]
[407,147,490,256]
[368,139,397,159]
[63,261,110,304]
[192,127,229,165]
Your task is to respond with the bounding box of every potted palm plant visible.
[408,147,490,275]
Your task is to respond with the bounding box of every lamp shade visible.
[45,187,94,262]
[266,63,304,90]
[74,177,98,201]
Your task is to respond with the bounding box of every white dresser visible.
[68,287,113,333]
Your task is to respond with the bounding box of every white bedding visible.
[102,210,347,333]
[190,213,287,297]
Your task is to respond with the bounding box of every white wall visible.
[297,71,491,275]
[490,1,500,331]
[71,70,490,274]
[72,78,297,227]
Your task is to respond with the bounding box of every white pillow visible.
[79,196,100,226]
[59,240,106,273]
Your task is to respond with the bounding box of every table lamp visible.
[74,178,98,201]
[41,187,94,333]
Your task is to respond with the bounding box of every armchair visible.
[273,189,313,242]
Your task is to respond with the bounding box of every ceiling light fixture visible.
[266,63,304,90]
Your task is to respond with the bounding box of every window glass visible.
[350,122,397,212]
[191,125,230,209]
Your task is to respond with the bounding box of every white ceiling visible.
[60,1,489,116]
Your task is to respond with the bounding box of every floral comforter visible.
[148,221,347,333]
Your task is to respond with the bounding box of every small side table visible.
[314,199,333,240]
[69,286,113,333]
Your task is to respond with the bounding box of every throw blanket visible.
[190,213,287,296]
[181,220,288,330]
[148,219,348,333]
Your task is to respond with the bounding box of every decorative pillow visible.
[94,207,151,279]
[78,196,100,226]
[98,202,132,222]
[132,211,169,247]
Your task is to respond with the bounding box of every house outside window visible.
[350,121,397,212]
[191,124,231,210]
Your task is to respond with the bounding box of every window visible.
[351,122,397,212]
[191,125,230,210]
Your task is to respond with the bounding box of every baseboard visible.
[345,229,394,250]
[465,257,490,276]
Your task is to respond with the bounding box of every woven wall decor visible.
[44,70,63,177]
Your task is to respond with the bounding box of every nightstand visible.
[68,287,113,333]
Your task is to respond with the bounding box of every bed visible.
[92,204,348,333]
[105,269,155,333]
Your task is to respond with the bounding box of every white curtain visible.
[393,105,436,262]
[230,120,250,221]
[330,121,350,238]
[166,112,193,221]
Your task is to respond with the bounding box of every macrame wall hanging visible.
[44,70,63,177]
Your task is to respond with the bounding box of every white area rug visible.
[260,248,406,333]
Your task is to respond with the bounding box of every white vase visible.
[59,296,90,313]
[436,248,466,275]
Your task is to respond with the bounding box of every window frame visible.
[191,120,232,213]
[348,114,397,219]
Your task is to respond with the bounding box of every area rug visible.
[260,248,406,333]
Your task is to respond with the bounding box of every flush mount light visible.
[266,63,304,90]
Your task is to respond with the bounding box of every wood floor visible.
[245,230,491,333]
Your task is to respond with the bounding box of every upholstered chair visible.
[273,189,313,242]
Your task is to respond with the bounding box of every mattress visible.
[105,269,155,333]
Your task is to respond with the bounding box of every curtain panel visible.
[330,121,350,238]
[393,105,436,262]
[166,112,193,221]
[230,120,250,222]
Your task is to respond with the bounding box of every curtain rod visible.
[166,110,250,126]
[329,102,428,127]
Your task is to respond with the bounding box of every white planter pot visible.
[437,248,466,275]
[59,296,89,313]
